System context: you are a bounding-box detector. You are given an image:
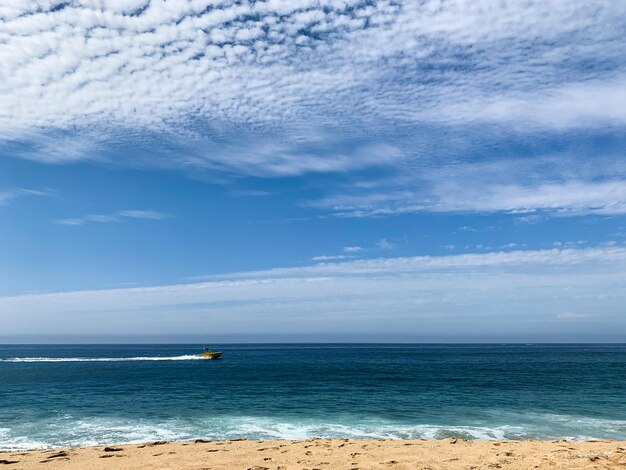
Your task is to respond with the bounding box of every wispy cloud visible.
[2,245,625,337]
[230,189,272,197]
[55,210,169,226]
[432,180,626,215]
[376,239,396,250]
[311,255,348,262]
[311,247,363,262]
[214,245,626,280]
[0,188,51,206]
[312,156,626,218]
[430,78,626,130]
[499,243,527,250]
[117,210,170,220]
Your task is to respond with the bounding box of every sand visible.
[2,438,625,469]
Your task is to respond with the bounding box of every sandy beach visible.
[2,438,625,469]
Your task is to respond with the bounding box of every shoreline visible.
[2,438,625,469]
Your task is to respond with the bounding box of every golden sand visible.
[2,438,625,469]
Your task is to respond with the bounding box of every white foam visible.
[1,414,625,451]
[207,416,532,441]
[0,355,204,363]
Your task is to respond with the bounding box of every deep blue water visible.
[1,344,625,450]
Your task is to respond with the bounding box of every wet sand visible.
[2,438,625,469]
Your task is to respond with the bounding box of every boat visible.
[198,347,223,359]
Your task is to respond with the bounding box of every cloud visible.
[499,243,527,250]
[0,0,623,172]
[433,180,626,215]
[311,255,348,261]
[0,188,51,206]
[230,189,272,197]
[212,245,626,280]
[0,1,623,223]
[192,141,404,177]
[427,78,626,130]
[55,209,169,226]
[376,239,396,250]
[1,245,625,338]
[55,214,119,226]
[117,210,170,220]
[311,247,365,261]
[312,155,626,217]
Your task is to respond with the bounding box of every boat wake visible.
[0,355,204,363]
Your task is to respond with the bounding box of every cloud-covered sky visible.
[0,1,625,340]
[2,245,625,341]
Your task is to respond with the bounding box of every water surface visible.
[1,344,625,450]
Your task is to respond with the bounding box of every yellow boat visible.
[198,347,223,359]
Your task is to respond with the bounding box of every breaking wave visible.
[1,414,625,451]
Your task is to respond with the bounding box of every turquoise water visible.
[1,344,625,450]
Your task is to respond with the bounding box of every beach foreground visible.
[2,439,625,469]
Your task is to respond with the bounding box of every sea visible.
[1,344,625,450]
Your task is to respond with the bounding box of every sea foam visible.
[1,414,625,451]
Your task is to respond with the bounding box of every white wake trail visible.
[1,355,204,363]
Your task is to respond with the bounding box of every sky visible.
[1,0,625,342]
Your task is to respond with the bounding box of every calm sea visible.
[1,344,625,450]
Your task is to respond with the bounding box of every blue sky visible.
[0,0,625,342]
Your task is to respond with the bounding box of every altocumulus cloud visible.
[1,0,624,135]
[1,245,625,338]
[0,1,625,215]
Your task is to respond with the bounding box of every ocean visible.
[1,344,625,450]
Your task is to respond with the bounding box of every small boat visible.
[198,347,223,360]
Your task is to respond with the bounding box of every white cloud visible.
[213,245,626,279]
[117,210,170,220]
[186,141,404,177]
[0,1,623,221]
[1,245,625,337]
[0,0,623,173]
[0,188,51,206]
[313,156,626,217]
[311,247,365,261]
[311,255,347,261]
[423,78,626,130]
[499,243,526,249]
[55,209,169,226]
[55,214,119,226]
[435,180,626,215]
[231,189,272,197]
[376,238,396,250]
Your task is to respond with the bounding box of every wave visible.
[2,413,625,451]
[0,355,204,363]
